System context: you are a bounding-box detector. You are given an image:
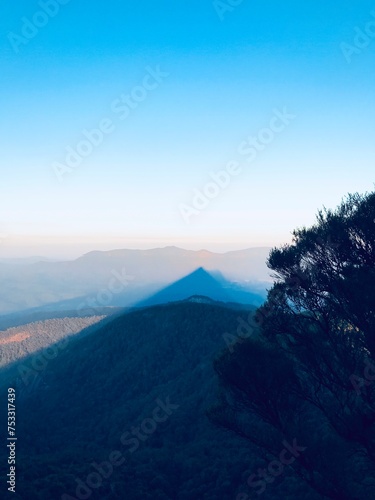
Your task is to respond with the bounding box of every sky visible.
[0,0,374,258]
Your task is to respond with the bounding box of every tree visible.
[211,191,375,499]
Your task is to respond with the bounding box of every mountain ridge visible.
[0,298,310,500]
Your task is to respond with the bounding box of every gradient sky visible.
[0,1,374,258]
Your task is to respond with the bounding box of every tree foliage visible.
[212,191,375,499]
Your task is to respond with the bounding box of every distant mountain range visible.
[0,246,272,315]
[0,256,56,265]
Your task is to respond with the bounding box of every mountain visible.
[0,314,107,369]
[0,256,54,265]
[72,246,272,283]
[0,299,316,500]
[0,246,271,315]
[0,306,123,332]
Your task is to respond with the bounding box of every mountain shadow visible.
[138,267,265,308]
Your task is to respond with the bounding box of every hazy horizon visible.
[0,235,275,260]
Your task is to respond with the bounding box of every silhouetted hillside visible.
[0,300,318,500]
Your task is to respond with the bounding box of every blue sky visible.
[0,0,374,257]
